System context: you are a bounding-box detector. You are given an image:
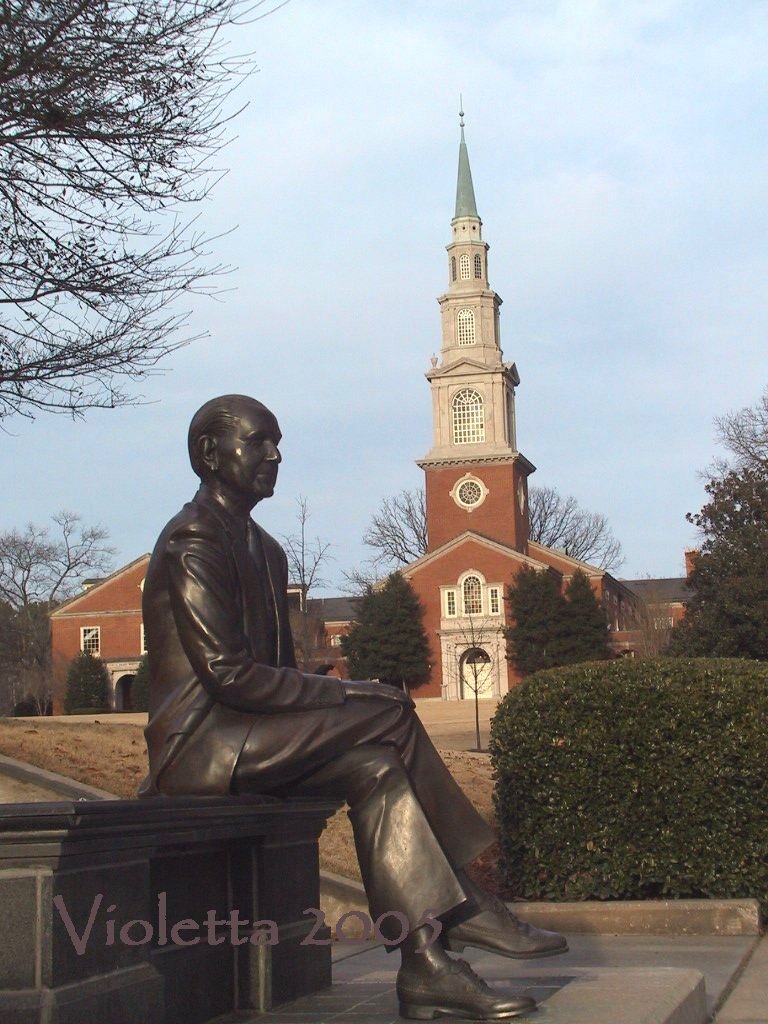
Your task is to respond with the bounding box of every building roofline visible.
[50,553,151,617]
[402,531,551,576]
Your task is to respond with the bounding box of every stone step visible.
[235,965,706,1023]
[542,967,706,1024]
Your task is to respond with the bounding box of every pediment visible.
[402,531,552,578]
[426,357,498,377]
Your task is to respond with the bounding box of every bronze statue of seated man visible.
[140,394,566,1021]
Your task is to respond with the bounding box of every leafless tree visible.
[0,0,282,420]
[281,496,332,669]
[632,593,675,658]
[363,484,623,572]
[528,485,624,571]
[453,615,496,752]
[0,511,113,712]
[362,489,428,569]
[713,386,768,474]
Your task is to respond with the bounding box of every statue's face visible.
[211,401,282,504]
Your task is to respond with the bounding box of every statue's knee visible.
[345,746,407,804]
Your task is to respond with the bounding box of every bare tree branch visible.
[0,511,114,711]
[713,385,768,474]
[528,485,624,571]
[451,614,495,751]
[280,496,331,669]
[362,484,623,573]
[362,489,428,569]
[0,0,281,419]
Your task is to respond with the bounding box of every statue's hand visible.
[343,680,415,709]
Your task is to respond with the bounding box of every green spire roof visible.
[455,105,478,219]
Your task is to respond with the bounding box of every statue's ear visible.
[200,434,218,473]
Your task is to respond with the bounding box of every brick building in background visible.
[50,559,355,712]
[50,555,150,713]
[48,117,691,712]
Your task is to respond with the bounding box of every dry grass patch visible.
[0,719,146,797]
[0,722,501,889]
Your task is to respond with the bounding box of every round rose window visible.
[457,480,482,507]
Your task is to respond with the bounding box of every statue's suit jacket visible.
[139,486,344,797]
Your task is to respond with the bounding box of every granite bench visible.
[0,795,340,1024]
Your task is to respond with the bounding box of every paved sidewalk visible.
[714,930,768,1023]
[236,931,764,1023]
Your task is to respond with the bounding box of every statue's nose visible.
[265,441,281,462]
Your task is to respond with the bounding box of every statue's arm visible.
[165,529,345,713]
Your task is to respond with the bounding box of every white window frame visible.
[445,590,457,617]
[140,623,148,654]
[452,388,485,444]
[462,575,483,616]
[489,587,501,615]
[81,625,101,656]
[474,253,482,278]
[456,308,475,346]
[459,253,470,280]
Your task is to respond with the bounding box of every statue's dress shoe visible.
[397,955,536,1020]
[445,893,567,960]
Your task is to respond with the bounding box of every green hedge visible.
[490,658,768,913]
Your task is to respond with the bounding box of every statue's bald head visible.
[188,394,275,480]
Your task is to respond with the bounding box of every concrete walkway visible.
[236,930,766,1024]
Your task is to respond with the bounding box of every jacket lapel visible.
[251,522,283,665]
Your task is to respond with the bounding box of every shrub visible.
[63,652,110,714]
[132,655,150,712]
[490,657,768,914]
[12,697,41,717]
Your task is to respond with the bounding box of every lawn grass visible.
[0,719,501,889]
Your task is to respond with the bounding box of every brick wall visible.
[424,462,528,552]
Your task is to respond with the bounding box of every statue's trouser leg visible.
[233,699,494,935]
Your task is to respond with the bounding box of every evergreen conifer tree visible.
[560,569,611,664]
[504,566,569,676]
[341,573,430,692]
[132,655,150,713]
[63,651,110,713]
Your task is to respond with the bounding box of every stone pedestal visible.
[0,795,340,1024]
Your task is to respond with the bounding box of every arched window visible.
[451,256,457,282]
[474,254,482,278]
[452,388,485,444]
[462,576,482,615]
[457,308,475,346]
[459,254,470,280]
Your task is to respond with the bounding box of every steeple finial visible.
[454,99,478,219]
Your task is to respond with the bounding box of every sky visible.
[2,0,767,593]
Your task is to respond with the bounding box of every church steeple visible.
[417,110,535,554]
[455,106,479,219]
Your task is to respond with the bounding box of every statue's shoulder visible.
[156,499,226,553]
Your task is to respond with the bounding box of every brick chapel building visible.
[398,115,640,701]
